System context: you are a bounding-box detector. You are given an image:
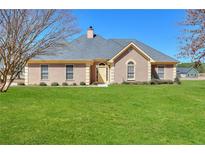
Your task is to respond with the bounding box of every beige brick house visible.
[25,26,178,85]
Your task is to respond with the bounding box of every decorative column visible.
[173,64,176,80]
[85,64,90,85]
[25,64,29,85]
[148,61,151,81]
[110,64,115,83]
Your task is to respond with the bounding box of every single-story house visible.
[177,67,199,78]
[25,26,178,85]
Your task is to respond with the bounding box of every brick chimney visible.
[87,26,94,39]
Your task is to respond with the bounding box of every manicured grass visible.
[1,81,205,144]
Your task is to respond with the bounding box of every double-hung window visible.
[66,65,73,80]
[41,65,48,80]
[158,65,164,79]
[127,61,135,80]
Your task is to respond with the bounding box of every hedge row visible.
[39,82,86,86]
[17,81,86,86]
[17,77,181,86]
[121,77,181,85]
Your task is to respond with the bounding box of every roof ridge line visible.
[109,39,132,47]
[133,39,178,61]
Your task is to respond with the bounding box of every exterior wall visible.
[147,61,151,81]
[28,63,86,85]
[113,47,149,83]
[152,64,175,80]
[27,60,176,85]
[165,65,174,80]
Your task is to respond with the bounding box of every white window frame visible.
[126,60,136,81]
[157,65,165,79]
[41,64,48,80]
[66,64,74,80]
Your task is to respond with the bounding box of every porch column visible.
[173,64,176,80]
[148,61,151,81]
[25,64,29,85]
[110,64,115,83]
[85,64,90,85]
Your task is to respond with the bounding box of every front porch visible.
[90,61,112,84]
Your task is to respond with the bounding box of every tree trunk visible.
[0,75,8,92]
[1,73,20,92]
[2,79,13,92]
[0,82,6,92]
[0,77,7,92]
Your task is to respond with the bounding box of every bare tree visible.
[178,9,205,67]
[0,9,79,92]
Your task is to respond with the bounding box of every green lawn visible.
[1,81,205,144]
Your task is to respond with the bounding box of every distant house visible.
[25,26,178,85]
[177,67,199,78]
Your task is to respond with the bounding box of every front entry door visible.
[98,66,106,83]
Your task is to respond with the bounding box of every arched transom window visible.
[127,61,135,80]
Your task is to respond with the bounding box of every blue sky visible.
[72,10,186,61]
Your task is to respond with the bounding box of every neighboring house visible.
[25,26,178,85]
[177,67,199,78]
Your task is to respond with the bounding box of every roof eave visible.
[28,59,94,64]
[151,61,178,64]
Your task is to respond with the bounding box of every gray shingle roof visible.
[33,34,178,62]
[177,67,198,74]
[177,67,191,74]
[110,39,178,62]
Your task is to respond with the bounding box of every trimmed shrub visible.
[62,82,68,86]
[150,79,174,85]
[122,81,131,85]
[122,80,173,85]
[92,82,98,85]
[80,82,86,86]
[167,80,174,84]
[132,82,141,85]
[143,81,150,85]
[110,82,119,86]
[150,79,160,85]
[174,77,181,85]
[39,82,47,86]
[165,80,173,84]
[133,81,150,85]
[122,81,150,85]
[17,82,25,86]
[72,83,77,86]
[51,82,59,86]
